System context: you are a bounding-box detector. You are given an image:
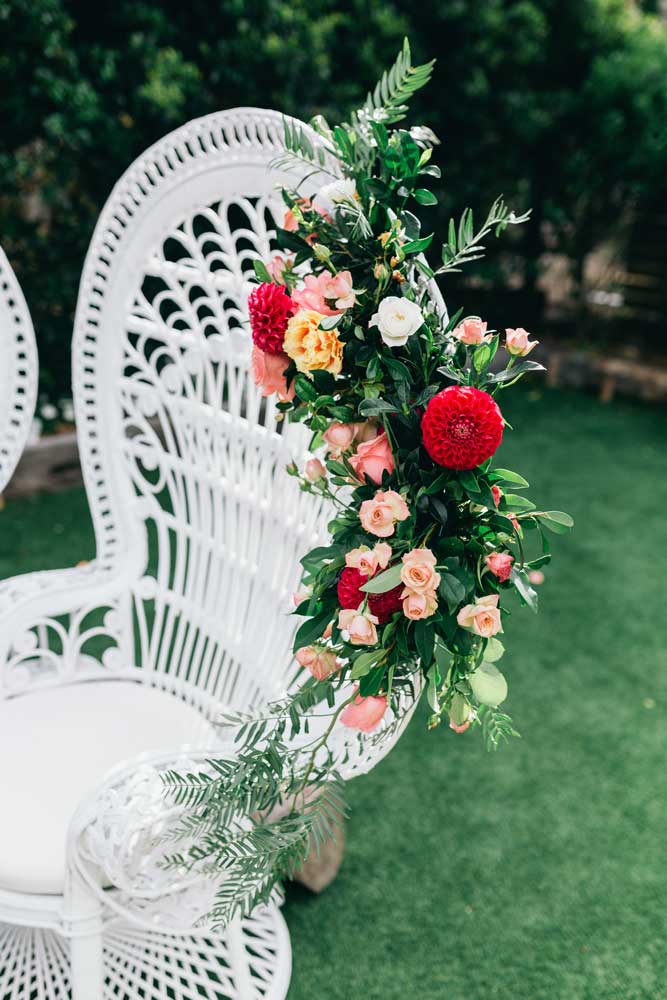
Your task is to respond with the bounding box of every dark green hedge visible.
[2,0,666,399]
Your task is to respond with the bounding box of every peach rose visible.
[323,422,356,455]
[452,317,491,346]
[359,489,409,538]
[340,693,388,733]
[295,645,340,681]
[284,309,344,376]
[345,542,392,577]
[304,458,326,482]
[401,588,438,620]
[251,346,295,402]
[400,548,441,593]
[456,594,503,637]
[349,431,394,484]
[485,551,514,583]
[338,608,379,646]
[505,327,538,357]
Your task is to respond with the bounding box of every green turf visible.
[1,387,666,1000]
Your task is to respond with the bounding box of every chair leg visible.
[66,869,104,999]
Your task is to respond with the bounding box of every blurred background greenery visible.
[2,0,667,405]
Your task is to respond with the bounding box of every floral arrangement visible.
[164,41,572,922]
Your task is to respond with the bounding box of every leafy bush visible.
[1,0,666,399]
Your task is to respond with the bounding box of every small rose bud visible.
[449,692,473,732]
[304,458,327,482]
[392,270,405,283]
[311,243,331,263]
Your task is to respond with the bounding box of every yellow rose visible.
[283,309,344,376]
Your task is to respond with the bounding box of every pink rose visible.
[505,327,538,357]
[528,569,545,586]
[304,458,327,482]
[400,548,441,594]
[401,588,438,620]
[320,270,358,310]
[345,542,392,577]
[349,431,395,485]
[485,551,514,583]
[340,693,387,733]
[452,316,491,346]
[323,422,357,456]
[338,608,379,645]
[359,489,410,538]
[292,272,341,316]
[251,346,295,402]
[295,645,340,681]
[491,485,503,507]
[266,255,290,283]
[457,594,503,637]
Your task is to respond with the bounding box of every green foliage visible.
[2,1,667,398]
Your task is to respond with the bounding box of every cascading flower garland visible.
[164,40,572,922]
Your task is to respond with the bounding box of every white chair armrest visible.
[0,562,131,694]
[67,747,257,934]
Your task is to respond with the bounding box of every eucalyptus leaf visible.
[361,563,403,594]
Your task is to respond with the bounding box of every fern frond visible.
[357,38,435,126]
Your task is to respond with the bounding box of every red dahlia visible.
[248,282,295,354]
[421,385,503,470]
[337,566,402,624]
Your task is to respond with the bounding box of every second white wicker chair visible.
[0,245,38,493]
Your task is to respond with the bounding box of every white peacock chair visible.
[0,108,446,1000]
[0,245,38,492]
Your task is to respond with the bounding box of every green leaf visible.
[459,469,480,493]
[361,563,403,594]
[502,493,536,512]
[489,468,530,489]
[510,568,538,613]
[294,375,318,402]
[539,510,575,534]
[292,609,333,652]
[414,620,435,668]
[414,188,438,206]
[402,235,434,255]
[473,343,493,373]
[470,662,508,707]
[486,360,546,384]
[438,573,466,611]
[253,259,272,283]
[484,637,505,662]
[425,664,440,712]
[358,398,399,417]
[350,650,382,680]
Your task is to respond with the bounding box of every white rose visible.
[369,296,424,348]
[315,178,357,214]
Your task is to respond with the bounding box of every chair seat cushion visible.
[0,680,218,895]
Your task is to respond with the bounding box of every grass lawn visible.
[1,387,666,999]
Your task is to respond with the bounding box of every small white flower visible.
[315,178,357,215]
[369,296,424,348]
[40,403,58,420]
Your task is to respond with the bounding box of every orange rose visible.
[284,309,344,376]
